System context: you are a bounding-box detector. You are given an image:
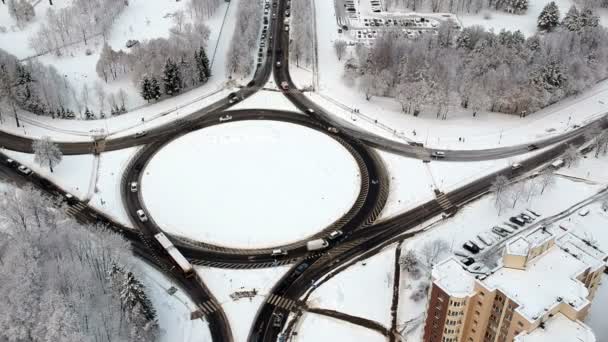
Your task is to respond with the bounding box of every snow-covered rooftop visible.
[556,233,607,272]
[514,313,596,342]
[484,246,591,321]
[524,226,555,249]
[506,237,530,256]
[432,257,476,297]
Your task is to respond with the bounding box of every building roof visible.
[483,245,591,321]
[506,237,530,256]
[514,313,596,342]
[432,257,476,298]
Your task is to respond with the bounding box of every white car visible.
[432,151,445,158]
[219,115,233,122]
[328,127,339,134]
[17,165,32,175]
[134,131,147,138]
[130,182,138,192]
[136,209,148,222]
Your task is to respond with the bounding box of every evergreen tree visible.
[538,2,560,31]
[84,107,94,120]
[162,58,181,96]
[506,0,528,14]
[580,7,599,28]
[120,272,157,322]
[562,6,582,31]
[140,76,152,102]
[196,46,211,83]
[150,77,161,100]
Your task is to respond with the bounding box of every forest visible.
[0,187,158,342]
[347,6,608,118]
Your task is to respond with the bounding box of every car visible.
[328,127,339,134]
[527,144,539,151]
[519,213,534,223]
[306,108,315,114]
[551,159,564,168]
[134,131,147,138]
[328,230,343,240]
[477,233,495,246]
[454,250,470,258]
[578,208,590,216]
[432,151,445,158]
[294,262,309,276]
[460,257,475,266]
[228,95,240,104]
[247,80,256,87]
[527,209,541,217]
[275,61,282,68]
[219,115,233,122]
[272,312,283,327]
[272,12,276,19]
[509,216,526,226]
[511,163,522,170]
[463,241,480,254]
[504,222,520,230]
[17,165,32,175]
[285,10,290,16]
[280,81,289,90]
[130,182,138,192]
[136,209,148,222]
[6,158,15,166]
[492,226,509,237]
[284,25,289,31]
[271,249,287,256]
[64,193,77,205]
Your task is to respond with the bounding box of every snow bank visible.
[294,313,386,342]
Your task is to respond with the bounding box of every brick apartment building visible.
[423,225,607,342]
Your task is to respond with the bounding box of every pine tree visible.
[562,6,582,31]
[84,107,94,120]
[580,7,599,28]
[140,76,152,102]
[150,78,161,100]
[196,46,211,83]
[162,58,181,96]
[538,2,560,31]
[120,272,156,322]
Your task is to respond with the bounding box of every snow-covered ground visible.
[309,0,608,151]
[1,149,94,199]
[586,274,608,341]
[90,147,140,227]
[195,265,289,342]
[294,312,386,342]
[229,89,301,113]
[136,261,212,342]
[307,245,396,326]
[142,120,361,248]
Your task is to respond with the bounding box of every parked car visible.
[519,213,534,223]
[578,208,590,216]
[477,233,495,246]
[509,216,526,226]
[504,222,519,230]
[17,165,32,175]
[463,241,481,254]
[492,226,509,237]
[460,257,475,266]
[527,209,541,217]
[136,209,148,222]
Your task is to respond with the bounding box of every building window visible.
[517,321,524,327]
[475,310,480,316]
[478,301,483,306]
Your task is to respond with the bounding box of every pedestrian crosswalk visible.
[267,294,301,311]
[199,300,221,316]
[65,202,88,218]
[436,192,454,212]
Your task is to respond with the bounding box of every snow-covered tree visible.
[562,6,582,31]
[119,272,157,321]
[538,2,560,31]
[162,58,181,95]
[491,175,510,214]
[537,167,555,194]
[563,144,582,167]
[32,136,62,172]
[420,239,450,268]
[334,39,347,61]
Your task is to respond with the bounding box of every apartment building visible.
[423,225,607,342]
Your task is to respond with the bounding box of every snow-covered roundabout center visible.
[141,120,362,249]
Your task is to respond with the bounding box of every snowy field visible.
[309,0,608,151]
[307,245,396,326]
[90,147,140,227]
[294,313,386,342]
[196,265,289,342]
[142,120,361,248]
[136,261,212,342]
[1,149,94,199]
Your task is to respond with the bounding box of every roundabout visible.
[140,120,362,249]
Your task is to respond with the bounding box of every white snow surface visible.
[308,245,396,326]
[195,265,289,342]
[136,261,212,342]
[2,149,94,199]
[294,313,386,342]
[142,120,361,248]
[587,274,608,341]
[515,312,596,342]
[90,147,140,227]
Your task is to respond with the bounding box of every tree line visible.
[345,7,608,118]
[385,0,528,14]
[226,0,263,77]
[290,0,315,67]
[0,187,159,342]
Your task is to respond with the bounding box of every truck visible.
[154,233,195,277]
[306,238,329,251]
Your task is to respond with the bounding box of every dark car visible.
[272,312,283,327]
[527,144,539,151]
[509,216,526,226]
[463,241,480,254]
[293,262,309,276]
[461,257,475,266]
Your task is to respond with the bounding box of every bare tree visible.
[94,81,106,114]
[538,168,555,194]
[420,239,450,269]
[32,136,62,172]
[334,39,347,61]
[563,144,581,168]
[491,175,510,214]
[507,181,525,208]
